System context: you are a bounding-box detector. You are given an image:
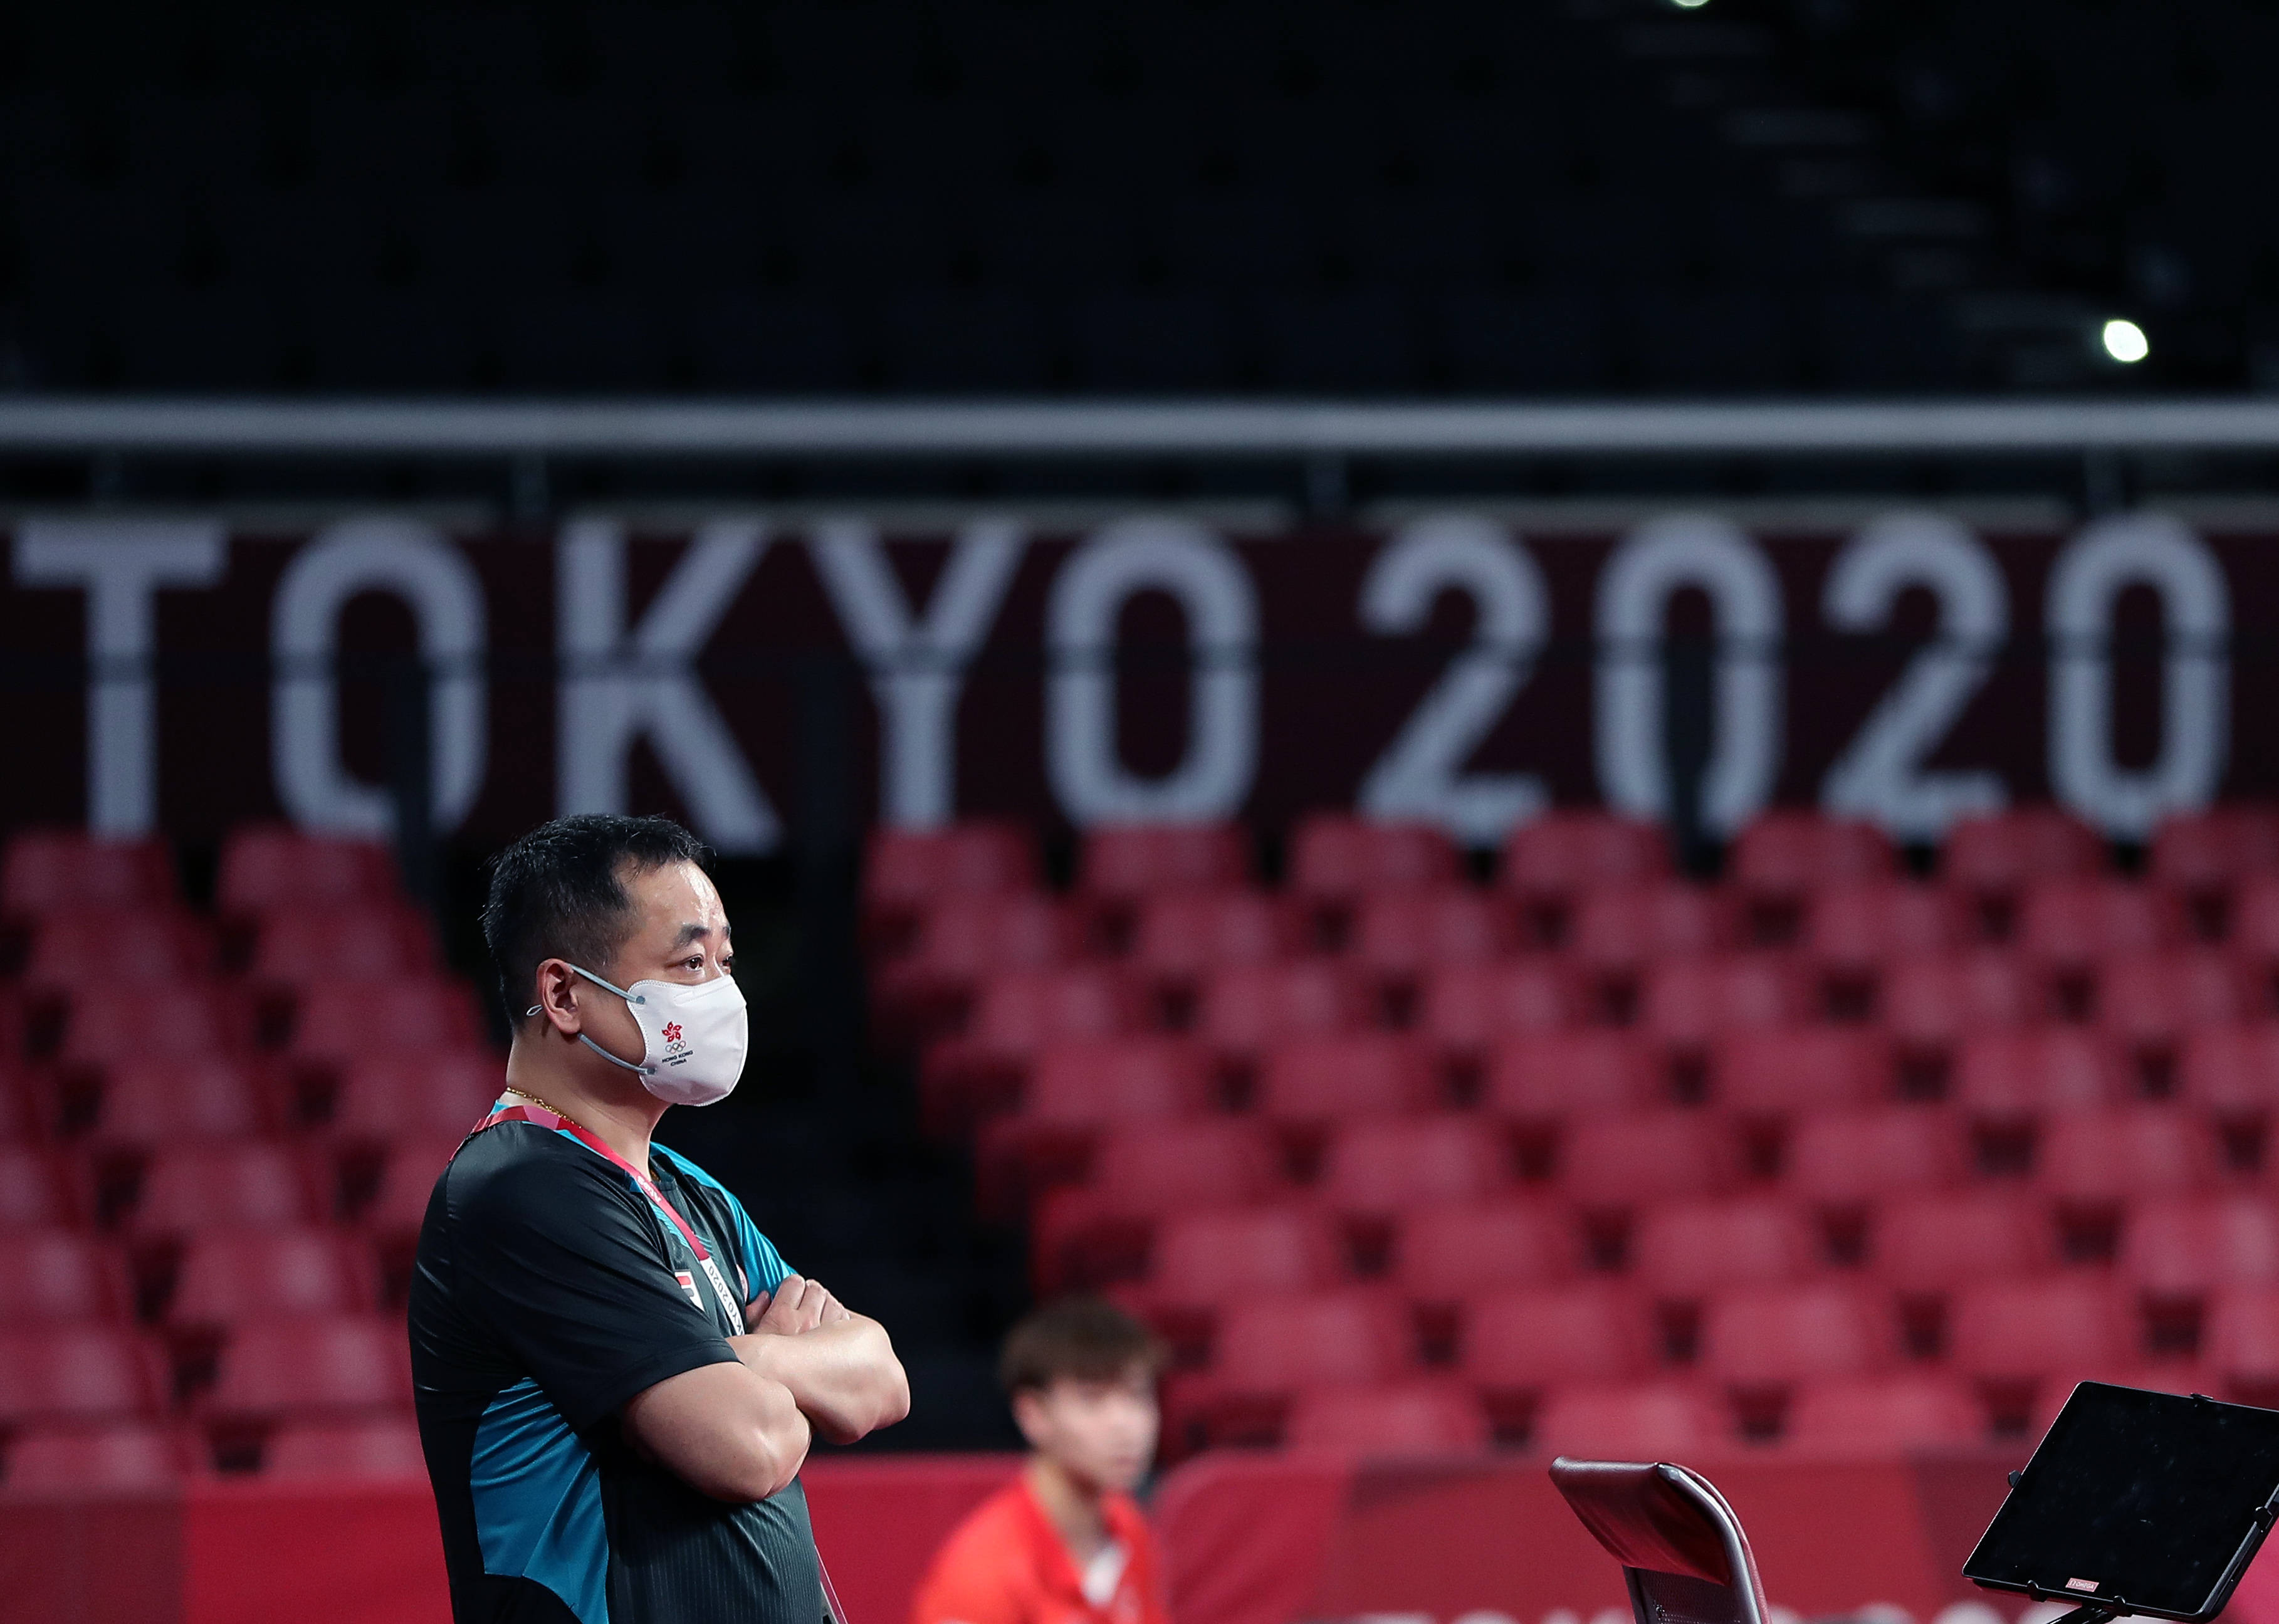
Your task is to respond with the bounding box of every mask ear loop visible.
[548,965,658,1076]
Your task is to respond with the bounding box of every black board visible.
[1966,1383,2279,1622]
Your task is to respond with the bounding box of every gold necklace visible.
[504,1086,589,1132]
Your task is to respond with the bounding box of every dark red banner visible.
[3,513,2270,847]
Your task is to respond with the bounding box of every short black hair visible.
[481,814,713,1025]
[999,1297,1165,1395]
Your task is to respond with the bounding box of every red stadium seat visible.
[0,1232,134,1326]
[1712,1028,1890,1119]
[199,1315,412,1420]
[1459,1284,1658,1419]
[1700,1283,1895,1388]
[1030,1119,1283,1292]
[1128,889,1302,980]
[0,1062,29,1143]
[1316,1118,1511,1221]
[1058,1119,1282,1216]
[1166,1288,1414,1451]
[1879,953,2047,1050]
[948,968,1145,1055]
[882,894,1078,982]
[1802,882,1969,972]
[328,1051,501,1143]
[1290,817,1462,903]
[1416,961,1582,1049]
[1784,1375,1987,1451]
[80,1057,271,1148]
[2177,1024,2279,1126]
[1256,1037,1440,1126]
[0,1145,77,1229]
[1284,1379,1491,1455]
[2229,878,2279,963]
[1531,1381,1728,1458]
[166,1230,375,1326]
[873,895,1085,1045]
[862,822,1038,932]
[2206,1287,2279,1404]
[247,906,432,985]
[1952,1029,2129,1136]
[1638,956,1811,1045]
[2151,807,2279,895]
[1632,1199,1820,1299]
[263,1417,427,1481]
[23,909,214,988]
[1209,1290,1415,1388]
[1192,962,1373,1052]
[1,1423,185,1490]
[128,1144,318,1234]
[2096,952,2250,1052]
[1554,1110,1739,1210]
[1729,812,1896,899]
[975,1039,1217,1215]
[1947,1278,2135,1394]
[2122,1199,2279,1340]
[1134,1207,1348,1312]
[923,967,1148,1129]
[287,978,483,1065]
[1868,1192,2057,1296]
[1347,889,1518,976]
[1501,813,1671,900]
[1567,883,1735,975]
[358,1135,463,1236]
[1782,1108,1969,1208]
[2033,1108,2218,1208]
[1019,1040,1217,1125]
[1,832,176,917]
[2016,879,2185,969]
[0,1326,165,1423]
[1391,1199,1577,1303]
[1484,1032,1663,1129]
[56,983,248,1065]
[1941,809,2106,894]
[216,827,396,914]
[1080,824,1250,901]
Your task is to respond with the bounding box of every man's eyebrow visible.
[671,922,715,949]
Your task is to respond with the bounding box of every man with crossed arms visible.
[412,814,909,1623]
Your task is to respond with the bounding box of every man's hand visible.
[731,1280,909,1445]
[748,1275,854,1335]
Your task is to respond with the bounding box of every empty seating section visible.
[868,804,2279,1458]
[0,824,499,1487]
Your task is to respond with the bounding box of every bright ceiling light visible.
[1671,0,1711,8]
[2102,317,2150,364]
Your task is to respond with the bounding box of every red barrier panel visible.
[184,1480,450,1624]
[1156,1450,2021,1624]
[8,1450,2278,1624]
[807,1455,1024,1624]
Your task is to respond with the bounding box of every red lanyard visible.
[471,1102,745,1334]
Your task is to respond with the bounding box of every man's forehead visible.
[624,861,728,930]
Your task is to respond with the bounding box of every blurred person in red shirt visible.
[914,1299,1171,1624]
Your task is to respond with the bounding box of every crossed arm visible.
[621,1276,910,1501]
[730,1276,912,1445]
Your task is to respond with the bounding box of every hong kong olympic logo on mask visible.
[661,1021,686,1061]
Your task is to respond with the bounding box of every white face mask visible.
[537,965,750,1107]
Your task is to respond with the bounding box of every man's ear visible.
[531,959,586,1035]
